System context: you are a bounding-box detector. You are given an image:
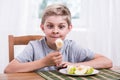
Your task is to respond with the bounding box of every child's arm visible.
[60,54,112,69]
[4,51,62,73]
[4,58,47,73]
[78,53,113,69]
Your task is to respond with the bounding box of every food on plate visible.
[67,65,94,75]
[55,38,63,50]
[67,65,76,74]
[86,66,94,74]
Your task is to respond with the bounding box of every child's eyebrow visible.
[59,23,68,25]
[46,22,67,25]
[60,23,66,24]
[46,22,53,24]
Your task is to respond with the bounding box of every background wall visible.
[0,0,120,73]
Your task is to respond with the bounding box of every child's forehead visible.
[45,15,67,19]
[45,16,68,24]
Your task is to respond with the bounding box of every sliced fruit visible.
[86,67,94,74]
[67,65,76,74]
[67,65,94,75]
[75,67,88,75]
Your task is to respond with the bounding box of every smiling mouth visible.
[50,37,61,42]
[51,36,61,38]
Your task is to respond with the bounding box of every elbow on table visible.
[106,59,113,68]
[4,68,11,73]
[4,66,17,73]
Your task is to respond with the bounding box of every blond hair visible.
[41,4,71,26]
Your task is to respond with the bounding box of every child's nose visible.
[52,27,59,34]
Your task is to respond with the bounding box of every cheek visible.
[44,31,50,35]
[60,30,69,37]
[43,28,51,34]
[62,29,69,34]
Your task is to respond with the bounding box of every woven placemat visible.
[37,69,120,80]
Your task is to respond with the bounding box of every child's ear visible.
[68,25,72,31]
[40,24,44,31]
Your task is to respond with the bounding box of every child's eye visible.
[58,25,65,29]
[46,24,54,29]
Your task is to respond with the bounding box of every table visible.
[0,72,45,80]
[0,67,120,80]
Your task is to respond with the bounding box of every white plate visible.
[58,68,99,76]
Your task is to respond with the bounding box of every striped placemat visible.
[37,69,120,80]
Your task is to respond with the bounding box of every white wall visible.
[0,0,28,73]
[0,0,43,73]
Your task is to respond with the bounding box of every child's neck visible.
[45,39,57,50]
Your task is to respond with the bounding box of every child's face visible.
[41,16,72,45]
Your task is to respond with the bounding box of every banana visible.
[55,38,63,50]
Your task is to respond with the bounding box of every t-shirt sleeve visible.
[15,41,34,63]
[68,41,95,62]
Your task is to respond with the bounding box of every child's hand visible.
[44,51,62,66]
[56,62,73,70]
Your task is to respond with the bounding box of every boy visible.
[4,4,112,73]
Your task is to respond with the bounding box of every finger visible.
[53,54,62,62]
[55,59,60,63]
[56,55,62,60]
[54,52,61,56]
[55,60,62,67]
[55,58,62,64]
[53,56,62,62]
[63,64,68,67]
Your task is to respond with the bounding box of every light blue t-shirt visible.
[16,37,94,72]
